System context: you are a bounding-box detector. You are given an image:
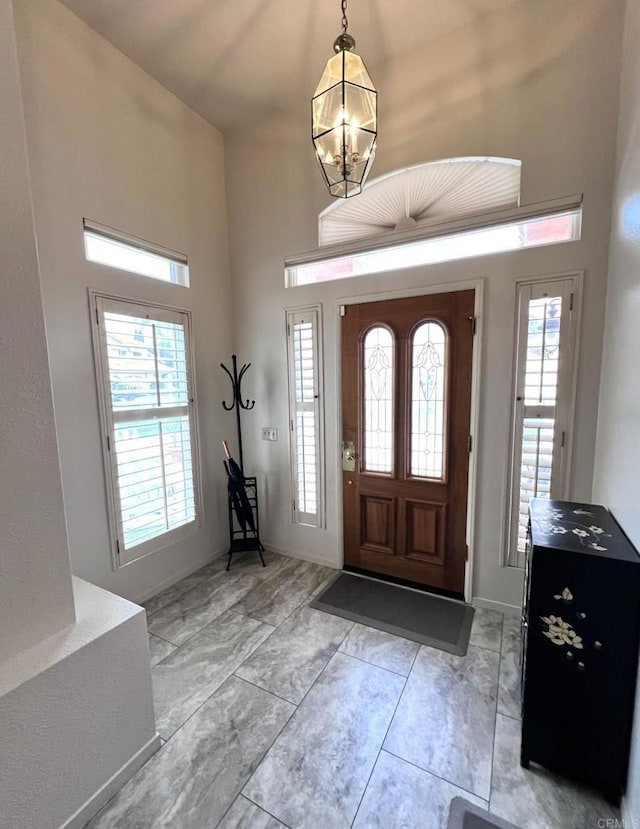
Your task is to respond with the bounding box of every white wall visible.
[14,0,234,602]
[0,0,75,661]
[592,0,640,821]
[225,0,625,608]
[1,578,159,829]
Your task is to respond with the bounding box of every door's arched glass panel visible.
[363,326,394,473]
[410,322,447,478]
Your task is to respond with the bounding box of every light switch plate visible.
[262,427,278,442]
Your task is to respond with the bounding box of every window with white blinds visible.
[91,294,200,566]
[286,306,324,527]
[506,276,580,568]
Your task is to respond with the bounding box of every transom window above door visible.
[284,159,581,287]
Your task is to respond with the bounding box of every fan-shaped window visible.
[319,157,522,247]
[363,326,394,474]
[410,322,447,479]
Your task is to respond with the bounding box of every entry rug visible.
[310,573,474,656]
[447,797,521,829]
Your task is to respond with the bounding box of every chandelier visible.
[311,0,377,198]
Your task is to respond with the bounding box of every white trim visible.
[61,733,161,829]
[89,290,204,569]
[287,194,583,268]
[472,597,521,617]
[503,271,583,568]
[334,277,484,603]
[262,543,340,570]
[285,305,326,528]
[132,545,227,605]
[83,218,188,265]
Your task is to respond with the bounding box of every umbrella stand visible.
[222,440,265,571]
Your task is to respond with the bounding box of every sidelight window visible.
[286,306,325,527]
[506,276,580,567]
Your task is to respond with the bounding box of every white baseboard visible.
[133,545,227,604]
[472,597,521,617]
[263,542,341,570]
[60,733,161,829]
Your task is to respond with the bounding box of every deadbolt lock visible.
[342,441,357,472]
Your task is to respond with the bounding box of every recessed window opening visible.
[286,306,325,528]
[506,276,580,568]
[84,219,189,286]
[91,294,200,566]
[286,206,581,287]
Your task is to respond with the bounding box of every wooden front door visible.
[341,290,475,596]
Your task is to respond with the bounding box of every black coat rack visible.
[220,354,255,472]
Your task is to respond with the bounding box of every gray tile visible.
[469,607,504,652]
[141,585,183,617]
[339,622,419,676]
[172,559,226,594]
[235,606,353,703]
[223,549,292,580]
[353,750,487,829]
[152,609,274,738]
[218,796,287,829]
[148,633,177,667]
[85,676,294,829]
[490,713,618,829]
[231,558,332,627]
[498,615,522,719]
[384,644,499,800]
[243,651,404,828]
[147,572,260,646]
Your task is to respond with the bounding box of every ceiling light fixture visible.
[311,0,377,198]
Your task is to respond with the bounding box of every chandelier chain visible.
[341,0,348,33]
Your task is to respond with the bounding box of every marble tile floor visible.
[86,553,620,829]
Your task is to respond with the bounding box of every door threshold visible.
[342,565,465,603]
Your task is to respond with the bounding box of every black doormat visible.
[447,798,520,829]
[310,573,474,656]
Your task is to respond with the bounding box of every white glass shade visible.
[312,49,377,198]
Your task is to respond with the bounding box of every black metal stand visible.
[221,356,264,571]
[220,354,254,472]
[226,476,265,571]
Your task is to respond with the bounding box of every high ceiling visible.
[58,0,517,132]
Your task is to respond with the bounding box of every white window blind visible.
[506,277,580,567]
[92,295,200,566]
[286,307,324,528]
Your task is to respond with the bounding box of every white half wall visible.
[14,0,234,602]
[0,578,159,829]
[224,0,625,608]
[592,0,640,822]
[0,0,75,661]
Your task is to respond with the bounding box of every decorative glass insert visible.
[363,326,394,473]
[524,296,562,405]
[410,322,447,478]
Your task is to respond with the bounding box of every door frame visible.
[334,277,485,603]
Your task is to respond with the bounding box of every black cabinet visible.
[521,499,640,805]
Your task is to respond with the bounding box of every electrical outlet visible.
[262,427,278,442]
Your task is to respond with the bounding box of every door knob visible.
[342,441,357,471]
